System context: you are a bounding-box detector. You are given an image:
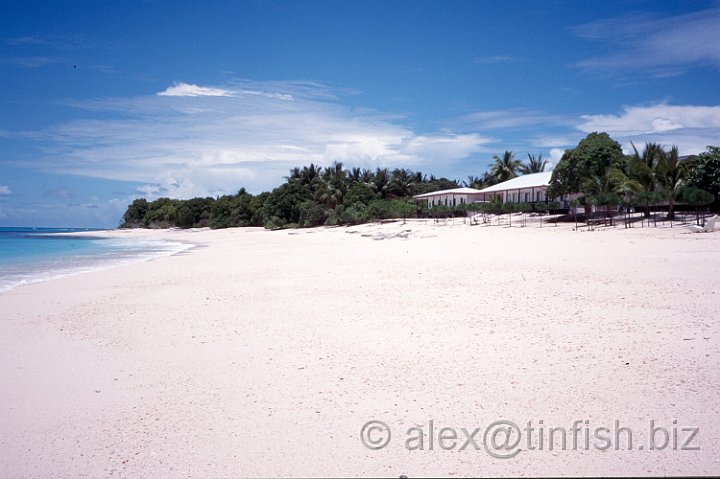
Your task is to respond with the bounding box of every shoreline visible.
[0,228,197,293]
[1,221,718,477]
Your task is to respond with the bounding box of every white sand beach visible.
[1,220,719,477]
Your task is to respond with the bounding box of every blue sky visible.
[1,0,719,227]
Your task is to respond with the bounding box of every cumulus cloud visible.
[547,148,566,169]
[578,103,720,135]
[0,185,10,195]
[15,80,490,198]
[578,103,720,155]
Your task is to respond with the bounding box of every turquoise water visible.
[0,227,193,292]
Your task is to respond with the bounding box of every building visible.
[476,171,573,207]
[413,172,575,210]
[413,187,486,209]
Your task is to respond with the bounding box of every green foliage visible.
[519,153,548,175]
[343,181,377,206]
[121,198,149,228]
[414,177,460,195]
[209,190,257,229]
[261,181,311,228]
[489,150,521,183]
[144,197,179,228]
[125,144,716,231]
[515,202,531,213]
[501,202,516,214]
[175,205,194,228]
[685,146,720,197]
[341,201,371,225]
[548,132,624,197]
[680,187,714,207]
[297,200,329,227]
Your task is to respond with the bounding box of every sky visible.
[1,0,720,227]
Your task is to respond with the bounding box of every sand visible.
[1,219,719,477]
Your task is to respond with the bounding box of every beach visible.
[1,220,719,477]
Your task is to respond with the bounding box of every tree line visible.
[547,133,720,223]
[121,132,719,229]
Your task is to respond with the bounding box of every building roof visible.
[413,187,485,199]
[477,171,553,194]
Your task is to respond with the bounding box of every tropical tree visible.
[548,132,625,215]
[519,153,548,175]
[372,167,392,199]
[581,167,641,225]
[390,168,417,197]
[348,167,363,185]
[680,187,715,225]
[628,142,664,218]
[488,150,521,183]
[463,175,485,189]
[316,161,348,209]
[655,145,686,221]
[685,146,720,211]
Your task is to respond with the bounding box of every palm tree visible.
[581,167,641,226]
[372,167,391,199]
[463,175,484,188]
[390,168,417,197]
[656,145,686,221]
[316,161,347,209]
[286,166,302,181]
[348,167,363,185]
[629,142,664,218]
[489,150,521,183]
[519,153,548,175]
[360,168,374,184]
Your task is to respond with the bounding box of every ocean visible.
[0,227,193,292]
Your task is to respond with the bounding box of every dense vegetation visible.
[547,134,719,223]
[121,168,467,229]
[121,133,719,229]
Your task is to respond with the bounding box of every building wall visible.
[426,194,485,208]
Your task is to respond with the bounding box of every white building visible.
[413,187,485,209]
[413,172,576,210]
[477,171,573,207]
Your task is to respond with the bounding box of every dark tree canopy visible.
[548,132,624,197]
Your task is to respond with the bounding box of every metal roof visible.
[413,187,485,199]
[477,171,553,194]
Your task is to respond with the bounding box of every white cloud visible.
[454,109,571,130]
[157,82,235,97]
[474,55,515,65]
[578,103,720,155]
[0,185,10,195]
[0,56,62,68]
[16,80,490,198]
[574,7,720,75]
[578,103,720,135]
[547,148,566,169]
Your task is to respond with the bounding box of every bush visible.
[298,200,328,227]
